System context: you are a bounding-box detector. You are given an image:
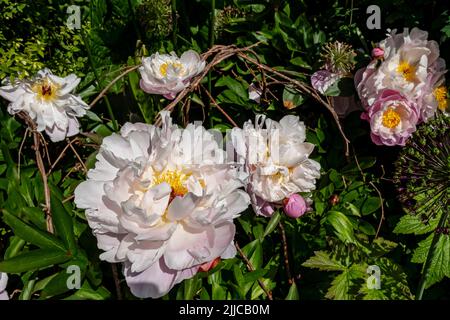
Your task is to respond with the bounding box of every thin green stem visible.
[415,210,449,300]
[81,29,118,131]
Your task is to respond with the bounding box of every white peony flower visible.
[0,69,89,142]
[231,115,321,217]
[139,50,206,100]
[0,273,8,300]
[74,112,249,298]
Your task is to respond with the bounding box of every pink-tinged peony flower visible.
[355,28,447,121]
[139,50,206,100]
[362,89,419,146]
[371,47,384,59]
[0,273,8,300]
[199,257,221,272]
[283,194,307,219]
[0,69,89,142]
[231,115,321,217]
[74,112,250,298]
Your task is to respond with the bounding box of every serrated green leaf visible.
[302,251,345,271]
[394,214,439,235]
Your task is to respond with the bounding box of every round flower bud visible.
[283,194,307,219]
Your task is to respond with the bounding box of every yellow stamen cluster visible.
[153,170,190,196]
[159,62,184,77]
[382,108,401,128]
[434,86,448,111]
[32,78,59,102]
[397,61,416,82]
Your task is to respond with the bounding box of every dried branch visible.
[89,65,140,109]
[17,112,54,234]
[235,241,273,300]
[279,222,295,285]
[201,84,238,127]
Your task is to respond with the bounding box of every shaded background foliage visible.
[0,0,449,300]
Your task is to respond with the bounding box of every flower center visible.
[397,61,416,82]
[159,61,184,77]
[153,170,190,197]
[32,78,58,102]
[382,108,401,128]
[434,86,448,111]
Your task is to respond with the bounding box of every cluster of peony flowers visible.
[0,69,89,142]
[74,112,321,298]
[0,48,321,299]
[355,28,448,146]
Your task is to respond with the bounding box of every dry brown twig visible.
[16,112,54,234]
[279,222,295,285]
[235,241,273,300]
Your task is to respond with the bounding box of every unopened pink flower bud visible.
[283,194,307,219]
[371,47,384,59]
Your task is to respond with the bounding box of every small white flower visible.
[139,50,206,100]
[74,112,249,298]
[0,273,8,300]
[231,115,321,217]
[0,69,89,142]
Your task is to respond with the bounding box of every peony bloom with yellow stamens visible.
[361,89,419,146]
[74,112,249,298]
[0,69,89,142]
[355,28,447,123]
[231,115,320,217]
[139,50,206,100]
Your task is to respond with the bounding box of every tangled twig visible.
[152,43,350,156]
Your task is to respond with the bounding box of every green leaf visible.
[0,248,71,273]
[215,76,248,100]
[51,194,78,255]
[211,282,227,300]
[2,209,65,251]
[302,251,346,271]
[282,86,304,109]
[40,271,75,298]
[361,197,381,215]
[358,220,376,236]
[326,211,356,244]
[323,77,355,97]
[285,282,300,300]
[394,214,439,235]
[249,240,263,270]
[412,234,450,289]
[263,211,281,237]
